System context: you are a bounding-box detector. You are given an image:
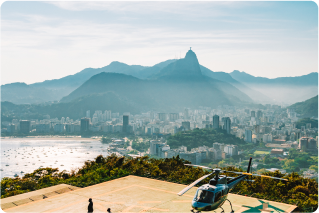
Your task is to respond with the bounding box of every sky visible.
[1,1,318,85]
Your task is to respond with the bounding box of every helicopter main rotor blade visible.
[184,164,213,171]
[223,171,288,181]
[177,172,214,196]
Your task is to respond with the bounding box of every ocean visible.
[1,138,109,179]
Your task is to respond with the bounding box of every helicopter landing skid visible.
[191,209,201,213]
[220,207,225,213]
[226,199,234,213]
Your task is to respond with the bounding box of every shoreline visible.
[1,136,100,141]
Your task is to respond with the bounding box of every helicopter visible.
[177,157,288,213]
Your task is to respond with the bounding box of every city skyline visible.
[1,1,318,85]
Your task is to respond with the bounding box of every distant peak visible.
[185,48,197,59]
[109,61,125,65]
[154,48,202,78]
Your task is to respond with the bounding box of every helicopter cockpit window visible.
[194,190,215,203]
[214,192,222,202]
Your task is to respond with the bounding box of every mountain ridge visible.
[60,50,253,113]
[2,50,317,105]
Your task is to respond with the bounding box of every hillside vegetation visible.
[295,118,318,129]
[288,95,318,118]
[1,155,317,212]
[167,128,245,150]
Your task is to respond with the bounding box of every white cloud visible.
[3,13,278,52]
[48,1,209,12]
[3,14,283,84]
[46,1,243,19]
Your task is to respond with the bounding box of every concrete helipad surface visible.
[1,175,297,213]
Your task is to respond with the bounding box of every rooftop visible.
[2,175,297,213]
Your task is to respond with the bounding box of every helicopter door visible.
[214,192,222,203]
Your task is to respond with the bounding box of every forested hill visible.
[288,95,318,118]
[167,128,245,150]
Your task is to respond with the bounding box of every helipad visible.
[1,175,297,213]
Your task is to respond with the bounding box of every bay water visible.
[1,138,109,179]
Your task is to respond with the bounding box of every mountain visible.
[1,60,179,104]
[60,50,253,113]
[42,92,142,118]
[31,59,178,90]
[150,49,201,79]
[288,95,318,118]
[230,71,318,86]
[134,59,177,79]
[0,82,62,104]
[200,66,272,103]
[32,61,147,89]
[230,71,318,104]
[2,55,271,106]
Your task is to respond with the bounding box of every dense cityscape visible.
[2,104,318,180]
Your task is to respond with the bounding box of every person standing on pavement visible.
[88,198,93,213]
